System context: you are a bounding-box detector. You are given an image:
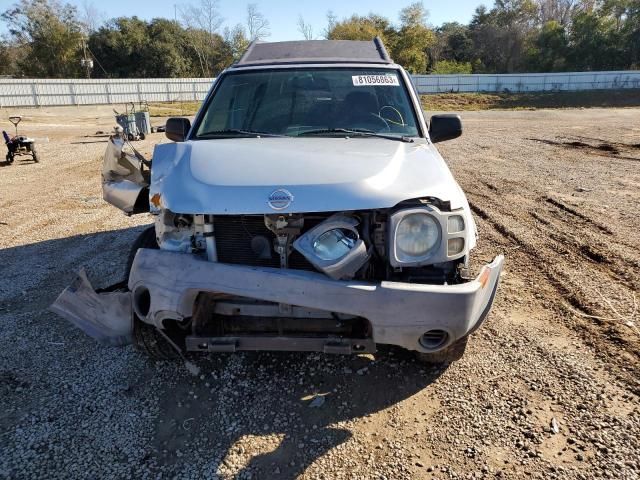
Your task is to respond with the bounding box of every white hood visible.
[150,137,467,214]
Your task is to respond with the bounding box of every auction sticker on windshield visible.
[352,74,400,86]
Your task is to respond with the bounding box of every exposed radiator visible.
[212,215,329,270]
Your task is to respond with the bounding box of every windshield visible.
[194,68,421,139]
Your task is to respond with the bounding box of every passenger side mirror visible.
[165,117,192,142]
[429,114,462,143]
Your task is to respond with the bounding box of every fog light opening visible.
[419,330,449,350]
[133,286,151,318]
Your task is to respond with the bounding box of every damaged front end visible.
[101,136,150,215]
[50,270,132,346]
[51,198,504,355]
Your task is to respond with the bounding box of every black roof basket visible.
[233,37,393,67]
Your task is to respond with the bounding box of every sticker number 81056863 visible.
[352,75,400,86]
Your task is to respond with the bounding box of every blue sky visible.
[0,0,487,39]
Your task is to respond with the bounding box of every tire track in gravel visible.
[465,182,639,388]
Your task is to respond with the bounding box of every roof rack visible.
[233,37,393,67]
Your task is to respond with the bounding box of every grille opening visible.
[192,294,372,339]
[213,214,333,270]
[419,329,449,350]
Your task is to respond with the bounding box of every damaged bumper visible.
[52,249,503,353]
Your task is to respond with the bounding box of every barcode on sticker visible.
[352,75,400,86]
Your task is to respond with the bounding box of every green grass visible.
[421,89,640,111]
[148,101,201,117]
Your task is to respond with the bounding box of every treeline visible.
[0,0,638,79]
[328,0,640,74]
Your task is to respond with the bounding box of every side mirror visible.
[165,117,192,142]
[429,114,462,143]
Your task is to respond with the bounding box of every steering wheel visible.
[379,105,405,126]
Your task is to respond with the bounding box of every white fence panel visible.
[1,71,639,107]
[412,70,640,94]
[0,78,216,107]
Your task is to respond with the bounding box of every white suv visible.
[52,38,503,364]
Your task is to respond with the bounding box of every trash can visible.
[116,113,139,139]
[134,111,151,135]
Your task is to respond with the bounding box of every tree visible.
[431,60,473,74]
[246,3,270,40]
[180,0,225,76]
[527,20,569,71]
[393,2,435,73]
[2,0,85,77]
[568,10,621,70]
[297,15,313,40]
[223,24,249,61]
[78,0,105,35]
[327,14,389,41]
[469,0,538,72]
[323,10,337,39]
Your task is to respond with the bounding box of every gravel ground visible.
[0,106,638,479]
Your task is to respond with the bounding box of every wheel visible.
[6,152,13,163]
[126,226,180,360]
[31,144,39,163]
[415,336,469,365]
[139,132,146,140]
[127,132,134,141]
[125,226,158,273]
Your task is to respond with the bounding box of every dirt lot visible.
[0,105,638,479]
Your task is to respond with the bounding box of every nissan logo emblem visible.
[267,189,294,210]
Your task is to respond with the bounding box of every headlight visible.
[395,213,440,262]
[390,206,467,267]
[313,228,357,261]
[293,215,370,280]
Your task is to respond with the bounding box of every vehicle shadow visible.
[0,227,445,478]
[149,348,444,478]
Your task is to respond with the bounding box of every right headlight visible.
[395,213,440,261]
[389,206,467,267]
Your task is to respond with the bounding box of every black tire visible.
[126,226,158,273]
[139,132,146,140]
[127,226,181,360]
[6,152,13,163]
[415,336,469,365]
[127,132,134,141]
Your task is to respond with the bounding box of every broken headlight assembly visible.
[293,214,370,280]
[389,206,467,267]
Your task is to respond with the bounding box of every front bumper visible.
[51,249,503,353]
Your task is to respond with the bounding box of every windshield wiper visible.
[197,129,284,138]
[298,128,414,143]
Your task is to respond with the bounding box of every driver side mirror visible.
[165,117,192,142]
[429,114,462,143]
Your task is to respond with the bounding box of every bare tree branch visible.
[78,0,105,35]
[323,10,337,39]
[297,15,313,40]
[246,3,270,40]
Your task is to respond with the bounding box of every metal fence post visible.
[70,82,77,106]
[31,83,39,107]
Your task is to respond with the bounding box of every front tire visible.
[127,226,180,360]
[415,336,469,365]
